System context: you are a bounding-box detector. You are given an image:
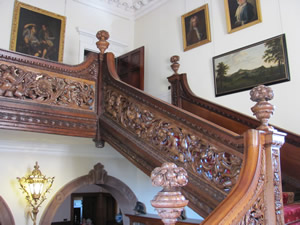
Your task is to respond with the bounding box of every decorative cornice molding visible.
[73,0,169,20]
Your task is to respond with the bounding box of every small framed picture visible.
[224,0,262,33]
[213,34,290,97]
[181,4,211,52]
[10,1,66,62]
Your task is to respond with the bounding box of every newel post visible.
[250,85,286,225]
[93,30,110,148]
[167,56,182,107]
[151,162,189,225]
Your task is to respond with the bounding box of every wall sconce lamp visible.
[17,162,54,225]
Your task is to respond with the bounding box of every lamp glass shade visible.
[29,182,44,198]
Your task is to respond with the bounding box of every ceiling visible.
[73,0,169,20]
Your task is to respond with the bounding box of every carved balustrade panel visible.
[238,195,265,225]
[236,147,266,225]
[103,85,242,192]
[0,63,95,111]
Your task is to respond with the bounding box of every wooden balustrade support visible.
[151,162,189,225]
[167,59,299,188]
[94,30,110,147]
[0,32,292,225]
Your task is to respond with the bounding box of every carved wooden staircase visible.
[167,56,300,224]
[0,31,297,224]
[167,55,300,191]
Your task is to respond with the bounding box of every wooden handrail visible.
[167,61,300,187]
[100,50,246,217]
[202,129,263,224]
[0,31,289,224]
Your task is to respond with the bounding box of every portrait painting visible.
[10,1,66,62]
[224,0,262,33]
[181,4,211,52]
[213,34,290,97]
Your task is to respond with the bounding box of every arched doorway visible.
[0,196,15,225]
[40,163,137,225]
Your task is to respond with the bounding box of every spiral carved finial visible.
[96,30,110,58]
[151,162,188,225]
[250,85,275,131]
[170,55,180,75]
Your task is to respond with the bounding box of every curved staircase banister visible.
[167,59,300,187]
[0,31,290,224]
[203,128,286,225]
[98,50,247,217]
[202,129,266,224]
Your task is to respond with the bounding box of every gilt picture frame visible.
[181,4,211,52]
[213,34,290,97]
[10,1,66,62]
[224,0,262,33]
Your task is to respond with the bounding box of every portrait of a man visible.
[181,4,211,51]
[186,14,206,46]
[225,0,262,33]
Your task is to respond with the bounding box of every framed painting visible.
[181,4,211,52]
[10,1,66,62]
[213,34,290,97]
[224,0,262,33]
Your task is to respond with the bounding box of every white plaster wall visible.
[134,0,300,135]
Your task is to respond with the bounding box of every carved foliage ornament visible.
[151,162,188,189]
[151,163,189,225]
[104,87,242,192]
[238,196,265,225]
[0,64,95,110]
[250,85,275,131]
[273,149,284,225]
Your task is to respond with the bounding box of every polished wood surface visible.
[100,52,248,217]
[126,214,202,225]
[0,48,99,138]
[168,71,300,186]
[0,31,290,224]
[116,46,144,90]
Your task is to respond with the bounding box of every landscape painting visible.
[213,34,290,97]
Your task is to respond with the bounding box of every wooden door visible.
[71,192,117,225]
[116,46,144,90]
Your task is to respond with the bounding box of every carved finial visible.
[170,55,180,74]
[96,30,110,59]
[151,162,189,225]
[250,85,275,131]
[151,162,188,189]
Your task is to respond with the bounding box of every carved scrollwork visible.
[238,196,265,225]
[104,86,242,192]
[272,149,284,225]
[0,64,95,110]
